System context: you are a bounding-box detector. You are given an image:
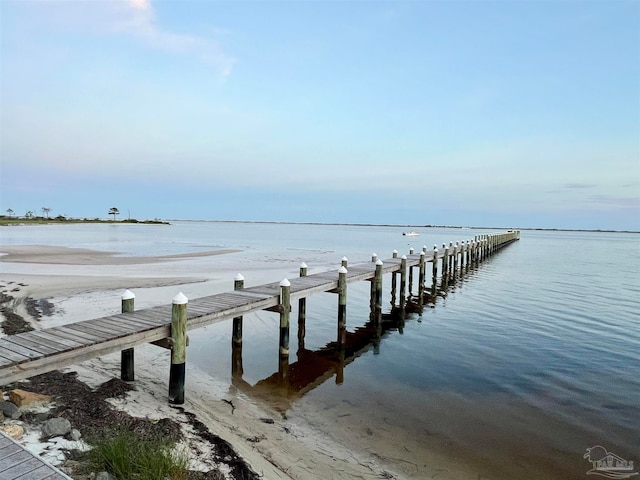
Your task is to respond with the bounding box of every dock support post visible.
[418,251,425,309]
[298,263,307,351]
[442,244,449,289]
[120,289,135,382]
[169,292,188,405]
[375,259,383,313]
[341,256,348,268]
[337,266,348,350]
[431,245,438,298]
[231,274,244,378]
[453,242,459,278]
[369,254,377,310]
[232,274,244,346]
[448,242,454,279]
[279,279,291,356]
[391,250,398,307]
[399,255,407,312]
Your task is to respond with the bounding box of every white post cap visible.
[173,292,188,305]
[376,259,384,265]
[280,278,290,287]
[300,262,307,268]
[235,273,245,281]
[401,255,407,260]
[122,289,135,300]
[338,266,348,274]
[342,256,348,262]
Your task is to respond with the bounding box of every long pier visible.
[0,231,520,402]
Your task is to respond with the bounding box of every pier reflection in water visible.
[231,305,408,411]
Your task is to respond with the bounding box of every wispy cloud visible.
[563,183,597,189]
[113,0,235,77]
[15,0,235,77]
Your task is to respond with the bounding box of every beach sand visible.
[0,245,486,480]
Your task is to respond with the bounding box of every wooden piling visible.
[168,292,188,405]
[442,243,449,287]
[453,242,459,277]
[375,259,383,312]
[418,251,425,308]
[431,245,438,297]
[391,250,398,307]
[298,263,307,351]
[232,274,244,346]
[399,255,407,311]
[337,266,348,349]
[279,279,291,356]
[120,289,135,381]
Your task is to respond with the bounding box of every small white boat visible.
[402,231,420,236]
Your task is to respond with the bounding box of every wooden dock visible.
[0,431,72,480]
[0,230,520,393]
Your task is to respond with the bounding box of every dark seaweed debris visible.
[4,371,260,480]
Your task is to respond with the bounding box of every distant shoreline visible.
[1,216,637,234]
[0,217,170,226]
[165,219,640,234]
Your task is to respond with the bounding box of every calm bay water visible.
[1,221,639,478]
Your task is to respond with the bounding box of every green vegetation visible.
[0,215,169,225]
[85,429,190,480]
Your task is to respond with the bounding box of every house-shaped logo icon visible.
[584,446,638,479]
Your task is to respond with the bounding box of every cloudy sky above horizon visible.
[1,0,638,230]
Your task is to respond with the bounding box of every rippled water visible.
[2,222,638,478]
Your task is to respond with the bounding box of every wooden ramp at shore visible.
[0,431,73,480]
[0,231,520,395]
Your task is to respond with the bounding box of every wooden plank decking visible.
[0,432,72,480]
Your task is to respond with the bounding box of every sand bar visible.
[0,245,241,265]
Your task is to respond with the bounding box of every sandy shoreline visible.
[1,245,434,479]
[0,245,242,265]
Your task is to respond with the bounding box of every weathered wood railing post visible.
[409,247,416,295]
[418,251,426,309]
[369,254,377,310]
[120,289,135,381]
[169,292,188,405]
[341,256,348,268]
[465,240,470,271]
[375,259,383,313]
[232,274,244,346]
[431,245,438,298]
[231,274,245,378]
[442,243,449,289]
[391,249,398,307]
[399,255,407,312]
[337,266,348,350]
[453,241,459,279]
[298,263,307,351]
[279,279,291,356]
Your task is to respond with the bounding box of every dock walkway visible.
[0,431,72,480]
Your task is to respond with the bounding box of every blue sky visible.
[1,0,638,230]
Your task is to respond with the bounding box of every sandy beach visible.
[1,244,464,480]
